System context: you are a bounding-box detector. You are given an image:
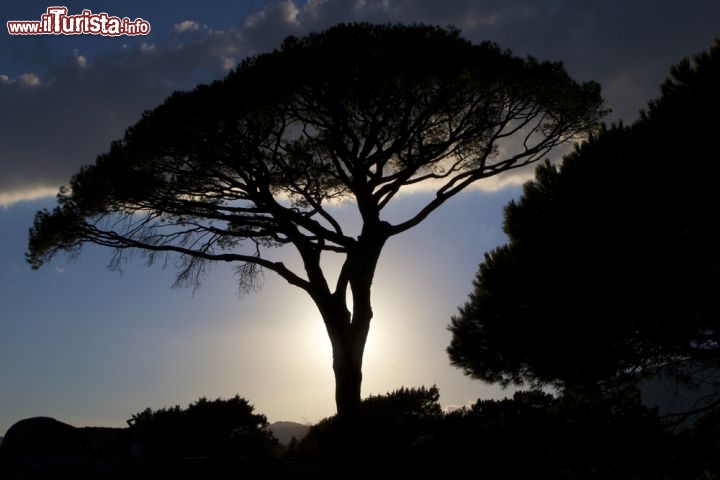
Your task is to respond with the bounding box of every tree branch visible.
[83,223,312,291]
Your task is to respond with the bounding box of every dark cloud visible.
[0,28,247,205]
[284,0,719,120]
[457,1,720,120]
[1,0,718,205]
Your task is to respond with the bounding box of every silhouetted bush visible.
[293,385,687,477]
[295,385,442,460]
[428,388,671,478]
[127,395,278,459]
[81,426,130,457]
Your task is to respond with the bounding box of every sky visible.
[1,0,719,435]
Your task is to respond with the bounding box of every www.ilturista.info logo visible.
[7,6,150,36]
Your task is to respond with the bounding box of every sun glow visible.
[291,288,399,379]
[204,249,438,423]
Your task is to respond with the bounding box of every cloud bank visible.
[1,0,718,206]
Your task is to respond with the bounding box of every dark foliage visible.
[292,385,690,478]
[448,41,720,399]
[81,427,130,457]
[127,395,278,459]
[671,408,720,479]
[431,388,671,479]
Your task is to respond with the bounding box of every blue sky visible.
[1,0,719,434]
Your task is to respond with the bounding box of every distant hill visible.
[269,421,309,445]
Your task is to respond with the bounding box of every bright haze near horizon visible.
[1,0,718,436]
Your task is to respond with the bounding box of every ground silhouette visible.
[2,387,719,478]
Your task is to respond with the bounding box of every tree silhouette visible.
[448,41,720,402]
[27,23,604,421]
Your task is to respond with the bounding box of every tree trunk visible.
[333,332,363,417]
[325,314,370,458]
[316,278,374,422]
[330,327,366,419]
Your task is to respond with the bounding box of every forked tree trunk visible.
[316,223,387,422]
[316,268,376,422]
[324,315,371,460]
[329,323,368,419]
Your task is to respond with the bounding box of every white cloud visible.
[221,56,236,71]
[174,20,200,34]
[74,50,87,68]
[140,43,157,54]
[246,0,300,28]
[17,73,41,87]
[0,73,43,87]
[442,403,471,414]
[395,165,535,197]
[0,186,58,208]
[462,10,502,28]
[282,0,301,23]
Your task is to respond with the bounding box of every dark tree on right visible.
[448,41,720,408]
